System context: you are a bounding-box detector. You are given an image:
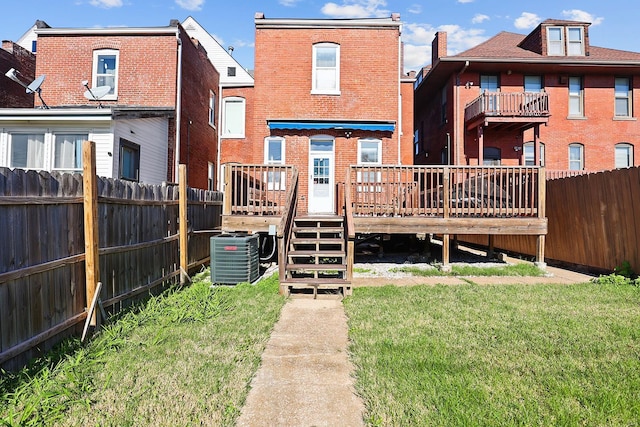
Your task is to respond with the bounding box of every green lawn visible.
[344,282,640,426]
[1,272,285,427]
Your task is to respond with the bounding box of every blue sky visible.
[2,0,636,73]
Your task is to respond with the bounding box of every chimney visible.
[432,31,447,65]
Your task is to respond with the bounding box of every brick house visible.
[222,12,413,215]
[414,19,640,173]
[0,41,36,108]
[0,20,219,189]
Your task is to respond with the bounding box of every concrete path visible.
[236,295,364,427]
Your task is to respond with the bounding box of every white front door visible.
[308,139,335,214]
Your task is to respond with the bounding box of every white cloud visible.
[457,0,474,3]
[561,9,604,26]
[514,12,541,30]
[402,22,488,72]
[407,4,422,14]
[89,0,123,8]
[321,0,390,18]
[279,0,300,6]
[472,14,489,24]
[175,0,204,11]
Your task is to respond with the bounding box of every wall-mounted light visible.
[514,146,522,152]
[345,131,352,138]
[465,81,474,89]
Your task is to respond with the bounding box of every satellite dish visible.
[26,74,45,94]
[83,85,111,101]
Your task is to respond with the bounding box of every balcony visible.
[465,92,550,131]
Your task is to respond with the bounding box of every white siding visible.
[113,117,168,185]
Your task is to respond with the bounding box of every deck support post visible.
[441,234,451,272]
[488,235,495,259]
[535,167,547,270]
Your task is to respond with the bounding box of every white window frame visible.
[52,133,86,172]
[208,90,216,128]
[523,141,545,166]
[547,27,565,56]
[312,43,340,95]
[92,49,119,100]
[357,138,382,192]
[615,143,634,169]
[208,162,215,190]
[615,77,632,117]
[568,76,584,117]
[8,132,46,170]
[569,143,584,171]
[567,27,585,56]
[221,97,245,138]
[264,136,286,190]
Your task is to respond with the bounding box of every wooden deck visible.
[221,164,548,290]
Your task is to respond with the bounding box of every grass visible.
[344,282,640,426]
[389,262,545,277]
[1,271,285,427]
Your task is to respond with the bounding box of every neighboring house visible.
[15,20,50,54]
[0,41,35,108]
[414,19,640,172]
[222,12,413,214]
[0,20,220,189]
[181,16,254,189]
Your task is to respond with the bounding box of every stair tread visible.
[288,250,346,256]
[293,226,344,232]
[290,238,344,245]
[286,263,347,270]
[282,278,351,285]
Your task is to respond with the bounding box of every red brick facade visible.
[221,14,411,213]
[32,24,219,188]
[0,41,36,108]
[415,20,640,172]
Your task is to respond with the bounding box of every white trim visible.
[92,49,119,100]
[221,97,246,138]
[264,136,286,190]
[36,27,179,36]
[311,43,341,95]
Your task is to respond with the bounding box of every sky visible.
[2,0,637,74]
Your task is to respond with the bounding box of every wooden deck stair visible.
[282,215,352,297]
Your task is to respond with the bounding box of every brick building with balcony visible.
[414,19,640,175]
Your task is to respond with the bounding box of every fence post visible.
[179,164,188,284]
[223,163,232,215]
[82,141,100,326]
[536,167,547,268]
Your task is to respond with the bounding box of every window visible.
[524,76,543,93]
[10,133,45,169]
[92,49,119,99]
[523,141,545,166]
[54,134,86,171]
[440,86,447,124]
[414,129,419,156]
[615,77,632,117]
[208,90,216,127]
[119,138,140,181]
[480,75,499,112]
[31,40,37,53]
[568,76,584,116]
[208,162,215,191]
[615,143,634,168]
[227,67,236,77]
[312,43,340,94]
[222,97,245,137]
[483,147,501,166]
[567,27,585,56]
[264,137,285,190]
[547,27,565,56]
[357,138,382,191]
[568,143,584,170]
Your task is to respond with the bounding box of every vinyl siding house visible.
[414,19,640,175]
[0,20,220,189]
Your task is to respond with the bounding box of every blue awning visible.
[267,120,395,132]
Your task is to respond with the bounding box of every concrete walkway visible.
[236,295,364,427]
[237,263,593,426]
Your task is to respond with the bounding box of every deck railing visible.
[465,91,549,122]
[347,166,543,218]
[223,164,296,216]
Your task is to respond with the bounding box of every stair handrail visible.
[344,167,355,281]
[277,168,299,288]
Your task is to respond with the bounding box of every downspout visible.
[454,60,469,165]
[397,23,402,165]
[174,31,183,182]
[216,81,222,191]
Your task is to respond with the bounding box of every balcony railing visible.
[346,166,544,218]
[465,92,549,122]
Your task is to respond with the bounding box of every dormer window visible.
[547,26,585,56]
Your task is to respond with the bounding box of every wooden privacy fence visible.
[460,167,640,273]
[0,142,222,370]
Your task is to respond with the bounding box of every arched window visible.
[92,49,119,99]
[523,141,545,166]
[221,97,245,138]
[615,143,634,168]
[312,43,340,94]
